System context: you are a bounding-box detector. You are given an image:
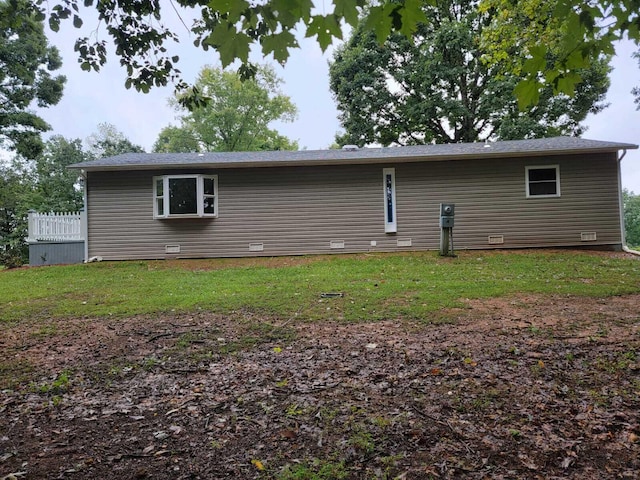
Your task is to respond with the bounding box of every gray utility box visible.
[439,203,455,228]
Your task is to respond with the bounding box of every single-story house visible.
[69,136,638,261]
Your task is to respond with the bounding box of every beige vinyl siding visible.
[86,152,622,260]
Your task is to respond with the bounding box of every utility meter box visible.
[439,203,455,228]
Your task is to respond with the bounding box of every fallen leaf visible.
[561,457,574,469]
[279,429,297,439]
[251,459,265,471]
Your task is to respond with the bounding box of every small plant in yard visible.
[34,370,71,395]
[348,428,376,454]
[278,459,348,480]
[286,403,305,417]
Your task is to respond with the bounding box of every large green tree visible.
[86,123,145,158]
[0,162,32,266]
[624,189,640,247]
[4,0,634,109]
[330,0,610,147]
[23,135,87,212]
[0,0,66,157]
[0,136,87,266]
[154,65,298,152]
[153,125,201,153]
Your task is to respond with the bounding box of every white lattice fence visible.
[27,211,84,242]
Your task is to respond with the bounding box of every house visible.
[69,136,638,261]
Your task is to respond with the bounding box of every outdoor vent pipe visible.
[617,150,640,256]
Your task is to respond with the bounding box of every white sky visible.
[36,8,640,192]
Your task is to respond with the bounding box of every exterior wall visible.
[86,152,622,260]
[28,241,85,266]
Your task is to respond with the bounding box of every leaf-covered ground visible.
[1,293,639,479]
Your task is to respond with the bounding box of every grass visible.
[1,250,639,323]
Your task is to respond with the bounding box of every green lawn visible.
[1,250,639,323]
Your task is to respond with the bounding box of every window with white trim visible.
[153,174,218,218]
[383,168,397,233]
[525,165,560,198]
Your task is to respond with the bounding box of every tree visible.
[329,0,610,147]
[624,189,640,247]
[5,0,634,109]
[153,125,201,153]
[0,136,87,266]
[86,123,145,158]
[479,0,639,107]
[24,136,86,212]
[0,162,33,266]
[632,49,640,110]
[156,65,298,152]
[0,0,66,158]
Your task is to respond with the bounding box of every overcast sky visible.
[37,9,640,192]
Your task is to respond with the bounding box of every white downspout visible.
[81,170,89,263]
[617,150,640,256]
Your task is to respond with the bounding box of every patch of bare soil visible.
[1,294,639,479]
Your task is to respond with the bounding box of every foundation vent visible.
[165,244,181,254]
[397,238,412,247]
[330,240,345,249]
[488,235,504,245]
[249,243,264,252]
[581,232,597,242]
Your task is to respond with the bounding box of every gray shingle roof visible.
[69,136,638,171]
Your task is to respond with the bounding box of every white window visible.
[153,174,218,218]
[383,168,397,233]
[525,165,560,198]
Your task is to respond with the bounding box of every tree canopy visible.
[86,123,145,158]
[0,0,66,158]
[154,65,298,152]
[624,189,640,247]
[0,123,143,266]
[330,0,610,147]
[5,0,637,109]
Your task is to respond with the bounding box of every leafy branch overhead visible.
[6,0,640,108]
[329,0,610,147]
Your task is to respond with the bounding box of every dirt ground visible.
[1,292,639,479]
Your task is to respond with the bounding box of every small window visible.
[526,165,560,198]
[153,174,218,218]
[383,168,397,233]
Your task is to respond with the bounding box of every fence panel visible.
[27,211,84,242]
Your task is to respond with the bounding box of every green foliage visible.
[623,189,640,247]
[0,0,66,158]
[0,124,142,267]
[159,65,298,152]
[22,135,86,212]
[633,49,640,109]
[0,136,86,267]
[1,251,639,323]
[480,0,638,108]
[0,163,31,266]
[153,125,201,153]
[2,0,636,110]
[330,0,610,146]
[86,123,145,158]
[278,459,348,480]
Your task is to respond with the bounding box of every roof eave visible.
[69,144,637,172]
